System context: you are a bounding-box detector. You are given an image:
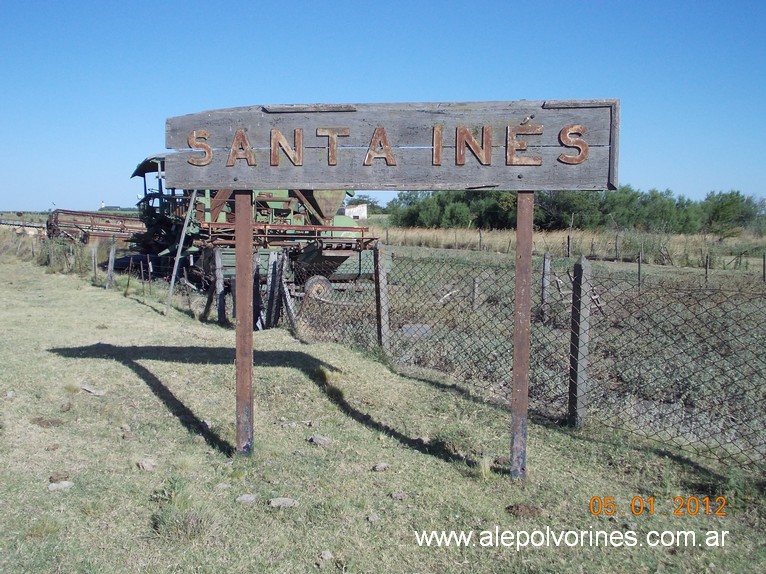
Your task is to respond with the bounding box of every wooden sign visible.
[162,99,620,477]
[165,100,619,191]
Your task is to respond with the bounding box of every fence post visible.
[253,251,264,330]
[472,276,481,311]
[568,256,592,427]
[637,248,642,292]
[373,242,391,354]
[540,252,551,322]
[614,233,620,261]
[264,251,279,328]
[104,241,116,289]
[91,246,98,284]
[215,247,226,324]
[280,254,297,331]
[762,252,765,283]
[705,253,710,287]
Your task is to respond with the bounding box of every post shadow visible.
[48,342,500,471]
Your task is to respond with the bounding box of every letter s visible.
[558,124,589,165]
[187,130,213,166]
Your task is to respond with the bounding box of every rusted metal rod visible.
[164,190,198,316]
[510,191,534,480]
[234,190,254,455]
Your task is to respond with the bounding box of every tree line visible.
[361,187,764,237]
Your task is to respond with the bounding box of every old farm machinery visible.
[45,209,146,243]
[130,155,377,297]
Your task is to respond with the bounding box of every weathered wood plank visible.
[165,100,618,192]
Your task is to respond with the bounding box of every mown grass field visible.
[1,230,764,573]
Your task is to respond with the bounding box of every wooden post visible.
[385,223,390,245]
[104,241,116,289]
[705,253,710,287]
[478,228,483,251]
[264,251,279,328]
[472,276,481,311]
[214,248,226,324]
[234,190,254,455]
[614,233,620,261]
[510,191,534,480]
[253,251,264,330]
[91,246,98,284]
[280,254,297,331]
[201,249,216,321]
[638,248,642,292]
[566,235,571,258]
[541,252,551,322]
[373,241,391,354]
[762,252,765,283]
[164,190,198,316]
[146,254,153,294]
[230,278,237,319]
[124,257,133,297]
[568,256,592,427]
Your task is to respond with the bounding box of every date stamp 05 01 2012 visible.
[589,496,728,517]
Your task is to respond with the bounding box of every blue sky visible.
[1,0,764,211]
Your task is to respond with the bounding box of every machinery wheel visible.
[304,275,333,298]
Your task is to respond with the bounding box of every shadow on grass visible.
[49,343,338,458]
[307,367,503,474]
[48,342,500,472]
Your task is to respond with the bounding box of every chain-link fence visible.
[288,247,766,472]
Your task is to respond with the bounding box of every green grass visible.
[0,236,764,572]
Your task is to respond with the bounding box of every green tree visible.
[536,190,602,230]
[600,185,642,229]
[638,189,677,232]
[702,190,759,238]
[441,202,472,228]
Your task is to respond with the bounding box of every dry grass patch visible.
[0,255,763,573]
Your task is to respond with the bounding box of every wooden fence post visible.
[280,254,297,331]
[614,233,620,261]
[373,242,391,354]
[568,256,592,427]
[104,241,116,289]
[91,246,98,284]
[215,248,226,324]
[253,251,264,330]
[264,251,279,328]
[540,252,551,322]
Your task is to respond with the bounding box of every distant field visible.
[365,222,766,272]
